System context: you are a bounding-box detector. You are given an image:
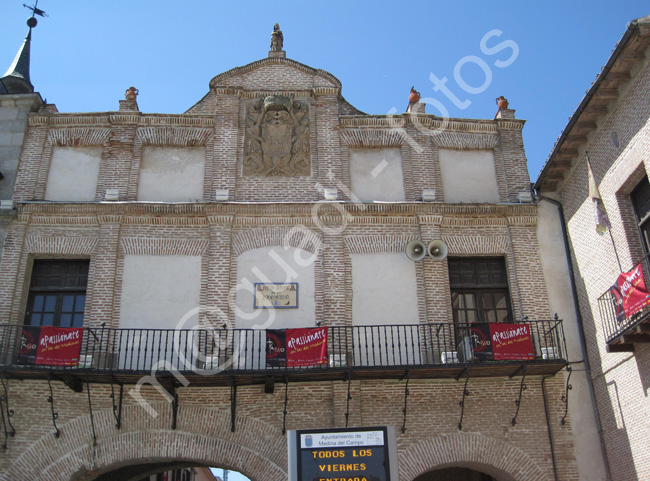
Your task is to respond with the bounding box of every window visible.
[449,258,511,324]
[25,260,89,328]
[631,176,650,254]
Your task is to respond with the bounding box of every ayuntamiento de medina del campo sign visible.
[288,426,398,481]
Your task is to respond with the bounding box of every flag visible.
[587,154,610,235]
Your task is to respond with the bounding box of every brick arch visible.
[400,432,547,481]
[232,226,321,256]
[6,402,287,481]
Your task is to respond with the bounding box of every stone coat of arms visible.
[243,95,310,177]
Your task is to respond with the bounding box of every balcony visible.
[598,254,650,351]
[0,321,566,391]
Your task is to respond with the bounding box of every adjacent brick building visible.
[536,14,650,481]
[0,23,596,481]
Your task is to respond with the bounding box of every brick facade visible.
[0,51,580,481]
[536,15,650,481]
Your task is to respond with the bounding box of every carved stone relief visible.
[243,95,310,177]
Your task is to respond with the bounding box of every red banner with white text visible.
[17,326,83,366]
[266,327,328,367]
[609,263,650,323]
[489,323,535,361]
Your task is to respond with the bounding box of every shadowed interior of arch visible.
[91,462,250,481]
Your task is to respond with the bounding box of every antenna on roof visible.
[23,0,48,28]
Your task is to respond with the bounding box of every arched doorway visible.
[414,467,497,481]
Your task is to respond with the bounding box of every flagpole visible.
[586,151,622,272]
[608,227,623,272]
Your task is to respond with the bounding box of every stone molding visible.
[16,201,538,220]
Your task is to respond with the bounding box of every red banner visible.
[17,326,83,366]
[266,327,328,367]
[489,323,535,361]
[609,263,650,322]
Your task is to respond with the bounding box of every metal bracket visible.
[109,378,123,429]
[171,385,179,431]
[282,376,289,435]
[401,370,411,434]
[560,364,573,426]
[511,365,527,426]
[230,376,237,433]
[86,379,97,446]
[47,374,60,438]
[0,374,16,449]
[344,371,352,428]
[457,368,470,430]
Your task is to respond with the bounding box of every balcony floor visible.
[1,360,567,392]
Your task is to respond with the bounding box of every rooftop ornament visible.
[23,1,48,28]
[125,86,139,101]
[270,23,284,52]
[496,96,509,110]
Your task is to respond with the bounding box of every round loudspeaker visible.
[405,240,427,261]
[427,240,448,260]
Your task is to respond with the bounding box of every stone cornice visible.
[14,202,537,231]
[28,113,215,128]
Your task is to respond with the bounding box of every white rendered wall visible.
[439,149,499,203]
[44,147,101,201]
[349,148,405,201]
[235,246,316,330]
[118,255,202,369]
[235,246,316,369]
[351,252,420,365]
[537,199,607,481]
[137,147,205,202]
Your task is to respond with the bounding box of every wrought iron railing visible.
[0,320,565,374]
[597,253,650,344]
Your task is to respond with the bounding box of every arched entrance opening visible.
[92,462,249,481]
[414,466,501,481]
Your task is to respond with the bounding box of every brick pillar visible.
[420,216,449,324]
[13,122,47,201]
[205,216,234,328]
[0,213,29,323]
[86,214,123,328]
[320,226,346,326]
[315,90,342,199]
[107,114,139,201]
[213,91,239,201]
[496,118,530,202]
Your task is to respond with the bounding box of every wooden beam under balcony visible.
[606,343,635,353]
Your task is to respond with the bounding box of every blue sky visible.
[2,1,648,182]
